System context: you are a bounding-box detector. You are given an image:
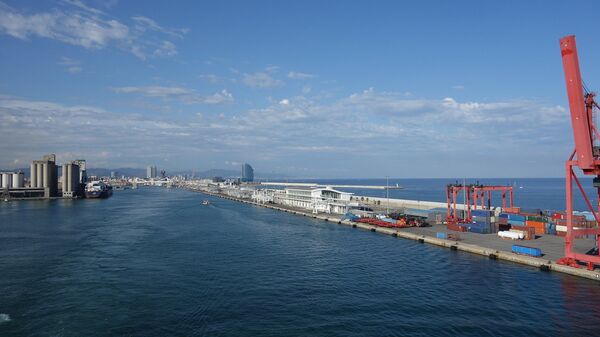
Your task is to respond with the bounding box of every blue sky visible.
[1,0,600,178]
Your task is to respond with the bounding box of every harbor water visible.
[1,187,600,336]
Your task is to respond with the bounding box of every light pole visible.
[386,175,389,214]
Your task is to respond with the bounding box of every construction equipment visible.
[557,35,600,270]
[446,183,513,224]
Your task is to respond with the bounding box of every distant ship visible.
[85,181,113,199]
[202,200,210,205]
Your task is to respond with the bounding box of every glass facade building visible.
[241,163,254,182]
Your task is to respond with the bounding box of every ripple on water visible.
[0,313,11,324]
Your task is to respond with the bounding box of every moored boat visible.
[85,181,113,199]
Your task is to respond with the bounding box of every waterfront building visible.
[146,165,157,179]
[241,163,254,182]
[1,171,24,189]
[252,188,276,204]
[282,186,353,214]
[70,159,87,184]
[30,154,58,198]
[61,162,81,198]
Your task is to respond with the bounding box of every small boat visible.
[202,200,210,205]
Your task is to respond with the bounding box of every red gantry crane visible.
[558,35,600,269]
[446,183,513,224]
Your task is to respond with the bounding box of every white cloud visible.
[265,65,280,73]
[288,71,315,80]
[132,15,189,38]
[199,74,224,83]
[0,1,184,60]
[0,89,570,176]
[242,72,283,88]
[60,0,104,15]
[112,86,234,104]
[153,40,177,57]
[57,56,82,73]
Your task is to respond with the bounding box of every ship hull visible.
[85,189,113,199]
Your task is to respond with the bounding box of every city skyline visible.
[1,1,600,178]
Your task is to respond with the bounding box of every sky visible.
[1,0,600,178]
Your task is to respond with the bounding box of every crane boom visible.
[557,35,600,270]
[560,35,596,171]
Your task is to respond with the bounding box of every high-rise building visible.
[241,163,254,182]
[73,159,87,184]
[146,165,157,179]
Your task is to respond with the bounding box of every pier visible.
[188,186,600,282]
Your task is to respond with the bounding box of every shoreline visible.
[193,188,600,282]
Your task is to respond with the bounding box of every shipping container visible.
[499,223,511,232]
[503,207,521,214]
[471,209,493,217]
[510,225,536,240]
[511,245,542,257]
[526,216,546,223]
[507,214,526,222]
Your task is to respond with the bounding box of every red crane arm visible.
[560,35,595,171]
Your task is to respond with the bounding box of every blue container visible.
[507,214,526,222]
[471,209,492,217]
[471,221,490,227]
[436,232,448,239]
[509,220,525,226]
[512,245,542,257]
[499,213,509,219]
[545,223,556,235]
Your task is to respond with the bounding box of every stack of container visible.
[545,223,557,235]
[551,212,596,237]
[468,209,493,234]
[506,213,526,226]
[525,215,546,235]
[498,213,511,231]
[508,226,536,240]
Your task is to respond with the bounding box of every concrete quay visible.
[192,188,600,282]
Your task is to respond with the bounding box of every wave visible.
[0,313,11,324]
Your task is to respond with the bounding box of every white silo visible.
[1,173,8,188]
[62,164,68,194]
[12,172,24,188]
[30,163,37,187]
[36,162,43,188]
